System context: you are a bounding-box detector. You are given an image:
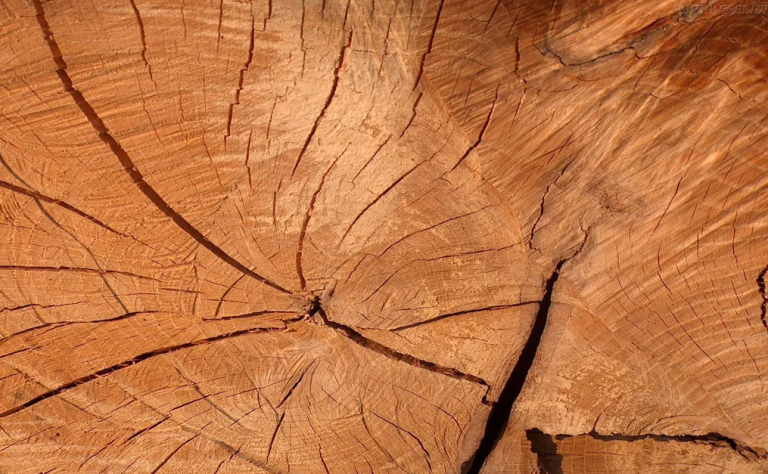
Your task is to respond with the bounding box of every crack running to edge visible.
[413,0,445,90]
[0,319,301,419]
[0,176,123,237]
[30,0,289,295]
[128,0,154,83]
[225,10,256,142]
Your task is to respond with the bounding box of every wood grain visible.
[0,0,766,472]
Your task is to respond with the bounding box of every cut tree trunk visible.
[0,0,766,473]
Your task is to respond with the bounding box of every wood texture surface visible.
[0,0,767,473]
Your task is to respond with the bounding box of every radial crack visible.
[0,320,300,418]
[314,307,488,387]
[128,0,154,83]
[290,30,353,178]
[150,435,198,474]
[338,161,423,246]
[0,264,157,281]
[529,158,574,250]
[0,176,124,236]
[391,301,540,331]
[413,0,445,90]
[30,0,289,294]
[225,10,256,141]
[464,256,569,473]
[0,310,157,346]
[451,84,500,172]
[296,147,346,289]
